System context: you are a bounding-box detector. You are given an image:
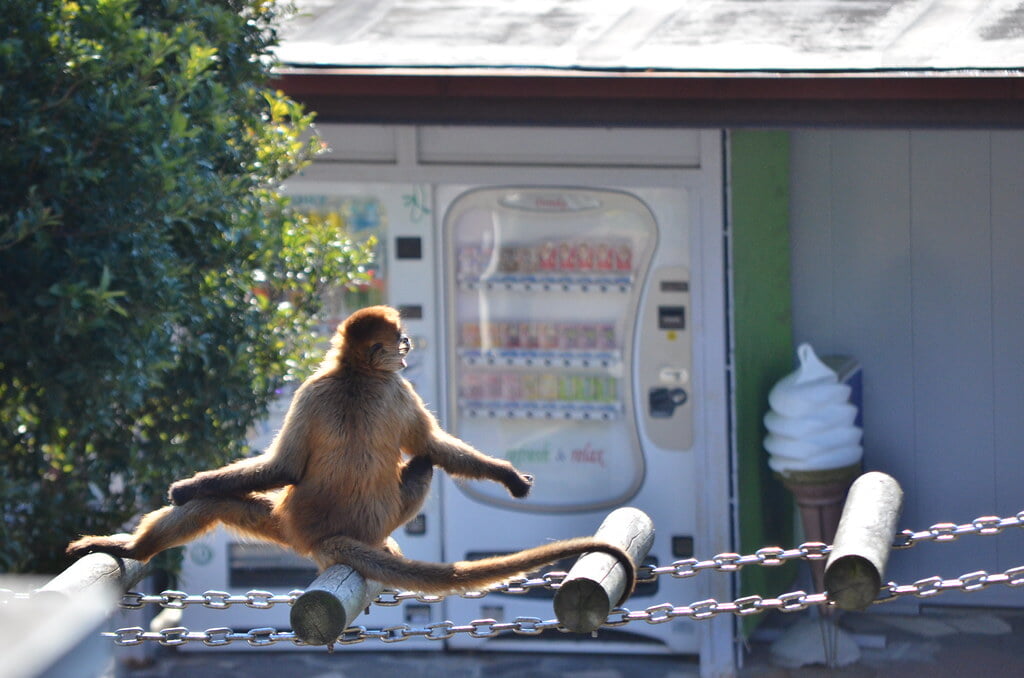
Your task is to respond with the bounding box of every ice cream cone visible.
[776,464,861,593]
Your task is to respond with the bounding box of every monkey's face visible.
[341,306,413,373]
[368,329,412,372]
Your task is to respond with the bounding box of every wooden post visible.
[553,507,655,633]
[290,565,384,647]
[39,541,150,598]
[824,471,904,611]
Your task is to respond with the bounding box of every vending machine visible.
[176,126,731,665]
[179,182,446,650]
[437,183,726,655]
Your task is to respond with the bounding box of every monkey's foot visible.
[66,534,133,560]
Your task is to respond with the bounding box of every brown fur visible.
[67,306,635,603]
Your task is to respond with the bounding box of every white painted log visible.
[290,564,384,646]
[824,471,904,611]
[552,507,655,633]
[40,538,150,597]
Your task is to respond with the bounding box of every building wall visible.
[789,130,1024,605]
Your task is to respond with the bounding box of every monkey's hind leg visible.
[67,494,284,563]
[395,455,434,528]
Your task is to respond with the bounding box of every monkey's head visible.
[336,305,412,373]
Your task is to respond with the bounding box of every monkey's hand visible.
[169,477,201,506]
[505,469,534,498]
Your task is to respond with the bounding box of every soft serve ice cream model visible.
[765,343,863,591]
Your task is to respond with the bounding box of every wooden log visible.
[552,507,655,633]
[39,538,150,598]
[290,565,384,646]
[824,471,904,611]
[5,574,117,678]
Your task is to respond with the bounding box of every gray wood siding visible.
[789,130,1024,604]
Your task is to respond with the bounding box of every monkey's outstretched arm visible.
[406,400,533,498]
[170,396,314,505]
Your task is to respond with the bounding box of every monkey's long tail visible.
[317,535,636,606]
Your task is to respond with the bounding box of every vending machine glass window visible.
[444,188,660,512]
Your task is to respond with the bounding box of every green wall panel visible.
[729,130,797,634]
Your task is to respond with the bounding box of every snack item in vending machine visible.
[458,372,477,400]
[597,323,616,350]
[484,373,504,401]
[595,242,614,271]
[503,322,521,349]
[596,377,618,403]
[538,373,559,401]
[537,322,560,350]
[558,241,578,271]
[580,324,599,350]
[614,241,633,272]
[538,241,558,271]
[516,245,537,273]
[576,375,595,401]
[577,242,594,271]
[520,322,539,350]
[500,372,523,402]
[561,324,581,351]
[498,246,519,273]
[460,322,481,349]
[560,376,576,401]
[521,373,540,401]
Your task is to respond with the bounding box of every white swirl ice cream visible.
[764,343,862,474]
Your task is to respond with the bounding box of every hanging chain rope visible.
[7,510,1020,648]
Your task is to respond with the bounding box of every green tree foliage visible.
[0,0,374,573]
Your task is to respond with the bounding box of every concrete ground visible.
[108,606,1024,678]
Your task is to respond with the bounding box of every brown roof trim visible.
[271,68,1024,128]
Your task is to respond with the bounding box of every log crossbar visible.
[40,537,150,599]
[824,471,904,611]
[290,563,384,646]
[553,507,655,633]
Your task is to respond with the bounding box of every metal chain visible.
[874,564,1024,604]
[103,561,1024,647]
[96,508,1024,647]
[891,511,1024,548]
[112,544,832,611]
[117,590,300,611]
[113,506,1017,611]
[101,590,832,648]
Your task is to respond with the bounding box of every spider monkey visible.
[67,305,636,603]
